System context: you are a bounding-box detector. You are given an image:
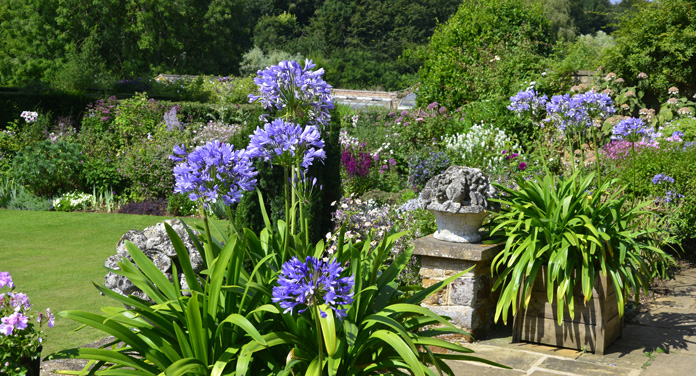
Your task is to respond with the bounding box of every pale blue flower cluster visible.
[545,92,615,132]
[652,174,674,185]
[247,118,326,169]
[272,256,354,320]
[170,141,258,208]
[249,59,334,127]
[612,117,649,142]
[508,89,548,116]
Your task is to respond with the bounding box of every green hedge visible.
[0,88,93,128]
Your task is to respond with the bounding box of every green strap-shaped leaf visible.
[163,358,207,376]
[165,223,203,294]
[214,313,266,346]
[369,330,425,376]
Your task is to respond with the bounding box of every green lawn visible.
[0,209,222,355]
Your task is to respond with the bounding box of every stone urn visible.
[419,166,499,243]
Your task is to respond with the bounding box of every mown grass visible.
[0,209,224,355]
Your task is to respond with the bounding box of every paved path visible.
[445,267,696,376]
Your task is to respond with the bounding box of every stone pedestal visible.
[414,235,503,340]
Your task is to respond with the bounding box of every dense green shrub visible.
[113,93,167,147]
[603,0,696,103]
[418,0,554,109]
[117,127,189,201]
[167,192,198,217]
[610,142,696,239]
[11,140,83,197]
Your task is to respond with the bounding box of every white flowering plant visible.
[52,192,94,212]
[0,272,54,376]
[444,122,522,173]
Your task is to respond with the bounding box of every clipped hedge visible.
[0,88,92,128]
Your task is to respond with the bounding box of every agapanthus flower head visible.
[20,111,38,123]
[611,117,649,142]
[170,141,257,208]
[0,272,13,289]
[508,89,548,116]
[652,174,674,185]
[247,118,326,169]
[248,59,334,127]
[272,256,354,320]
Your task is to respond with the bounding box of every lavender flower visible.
[170,141,257,208]
[652,174,674,185]
[248,60,334,127]
[247,118,326,169]
[508,89,548,116]
[611,117,650,142]
[0,272,13,289]
[164,106,182,131]
[272,256,354,319]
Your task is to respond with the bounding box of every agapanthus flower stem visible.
[313,304,325,375]
[283,167,291,261]
[203,212,217,262]
[591,127,602,188]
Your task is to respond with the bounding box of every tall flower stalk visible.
[248,60,333,259]
[611,117,650,203]
[170,141,257,261]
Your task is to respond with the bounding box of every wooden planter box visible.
[512,271,622,354]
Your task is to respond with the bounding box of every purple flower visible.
[612,117,649,142]
[508,89,548,116]
[170,141,257,208]
[426,102,439,111]
[247,119,326,169]
[0,312,28,335]
[652,174,674,185]
[272,256,354,320]
[518,162,527,170]
[545,91,615,132]
[0,272,13,289]
[248,60,334,127]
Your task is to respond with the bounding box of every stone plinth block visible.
[414,235,503,339]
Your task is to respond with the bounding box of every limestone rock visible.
[104,218,203,301]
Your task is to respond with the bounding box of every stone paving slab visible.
[641,352,696,376]
[576,344,652,370]
[460,343,543,370]
[537,356,633,376]
[478,334,584,359]
[443,360,526,375]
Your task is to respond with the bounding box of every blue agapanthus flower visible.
[544,91,615,132]
[249,59,334,127]
[508,89,548,116]
[652,174,675,185]
[272,256,354,320]
[247,118,326,169]
[612,117,649,142]
[170,141,257,208]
